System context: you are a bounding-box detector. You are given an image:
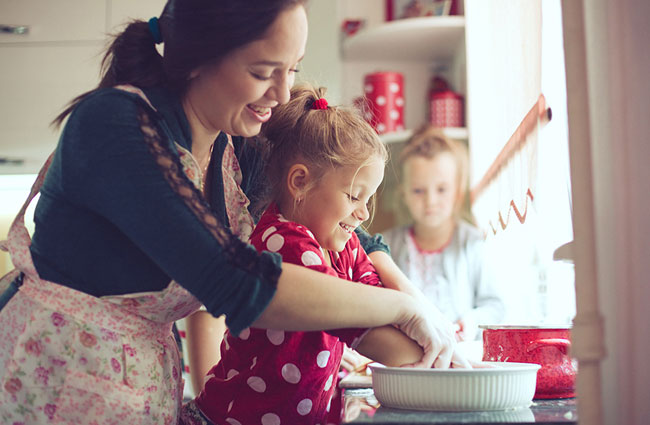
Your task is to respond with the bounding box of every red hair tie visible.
[311,98,328,110]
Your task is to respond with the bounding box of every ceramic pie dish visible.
[370,361,540,411]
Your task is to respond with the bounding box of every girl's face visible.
[297,156,385,253]
[401,152,459,229]
[184,5,308,138]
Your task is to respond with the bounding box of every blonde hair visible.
[399,125,470,219]
[261,83,388,219]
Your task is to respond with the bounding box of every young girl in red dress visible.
[184,84,424,425]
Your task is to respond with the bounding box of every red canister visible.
[480,325,577,399]
[430,89,464,128]
[362,72,405,134]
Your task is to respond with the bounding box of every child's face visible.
[401,152,459,229]
[298,156,385,252]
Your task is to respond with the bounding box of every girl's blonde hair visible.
[399,125,470,218]
[261,83,388,218]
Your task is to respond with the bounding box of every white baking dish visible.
[370,361,540,411]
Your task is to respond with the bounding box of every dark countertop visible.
[341,389,578,424]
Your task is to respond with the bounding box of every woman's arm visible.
[355,325,424,367]
[251,263,458,369]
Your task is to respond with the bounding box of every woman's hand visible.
[397,298,471,369]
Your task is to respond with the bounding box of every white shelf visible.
[342,16,465,62]
[379,127,468,144]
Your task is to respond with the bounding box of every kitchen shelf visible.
[379,127,468,144]
[342,16,465,62]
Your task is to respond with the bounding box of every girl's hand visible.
[340,346,370,373]
[397,299,469,369]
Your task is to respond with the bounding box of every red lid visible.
[431,89,463,100]
[364,71,403,83]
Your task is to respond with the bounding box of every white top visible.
[383,221,505,340]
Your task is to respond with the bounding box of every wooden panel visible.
[0,44,103,171]
[0,0,106,43]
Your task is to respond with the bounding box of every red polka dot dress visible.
[196,203,381,424]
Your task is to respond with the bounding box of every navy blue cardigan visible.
[28,86,388,333]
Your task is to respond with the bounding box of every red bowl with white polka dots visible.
[362,71,405,134]
[480,325,576,399]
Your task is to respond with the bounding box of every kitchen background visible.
[1,1,648,424]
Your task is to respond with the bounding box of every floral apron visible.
[0,86,220,424]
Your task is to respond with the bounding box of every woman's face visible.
[401,152,460,229]
[185,5,308,138]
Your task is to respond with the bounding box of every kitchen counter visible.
[341,388,577,424]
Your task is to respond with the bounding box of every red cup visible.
[362,72,405,134]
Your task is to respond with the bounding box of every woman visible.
[0,1,461,423]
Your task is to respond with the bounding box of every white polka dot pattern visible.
[348,267,353,279]
[262,226,277,242]
[376,95,386,106]
[316,350,330,368]
[228,400,234,412]
[226,369,239,380]
[297,398,313,416]
[261,413,281,425]
[306,229,315,239]
[301,250,322,266]
[266,329,285,345]
[323,374,333,391]
[352,248,358,261]
[359,271,372,279]
[266,234,285,252]
[239,328,250,340]
[281,363,301,384]
[225,418,242,425]
[247,376,266,393]
[389,82,400,93]
[250,356,257,369]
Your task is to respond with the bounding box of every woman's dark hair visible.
[52,0,307,127]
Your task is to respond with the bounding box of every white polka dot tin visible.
[362,71,405,134]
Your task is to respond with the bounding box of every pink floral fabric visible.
[221,135,254,242]
[0,86,204,424]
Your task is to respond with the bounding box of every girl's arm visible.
[368,250,425,298]
[184,312,227,395]
[355,325,424,367]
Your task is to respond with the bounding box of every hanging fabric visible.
[464,0,547,236]
[470,96,551,234]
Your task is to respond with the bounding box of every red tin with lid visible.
[481,325,577,399]
[362,71,405,134]
[429,89,464,128]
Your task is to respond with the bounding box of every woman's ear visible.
[286,163,311,202]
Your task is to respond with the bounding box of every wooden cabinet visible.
[0,0,165,174]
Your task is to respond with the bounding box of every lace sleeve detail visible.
[136,106,281,285]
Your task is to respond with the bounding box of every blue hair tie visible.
[148,17,163,44]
